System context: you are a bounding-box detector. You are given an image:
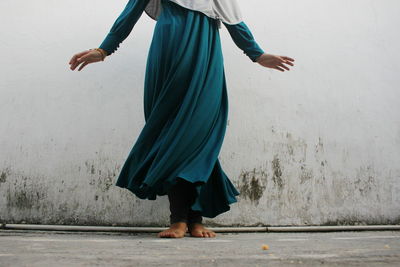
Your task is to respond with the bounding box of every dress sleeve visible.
[99,0,150,55]
[223,21,265,62]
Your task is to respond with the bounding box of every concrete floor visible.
[0,230,399,266]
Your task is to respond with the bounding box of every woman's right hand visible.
[69,49,106,71]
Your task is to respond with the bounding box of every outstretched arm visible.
[223,21,294,72]
[223,21,265,62]
[99,0,151,55]
[69,0,150,71]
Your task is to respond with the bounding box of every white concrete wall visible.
[1,0,399,226]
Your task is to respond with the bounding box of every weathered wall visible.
[1,0,399,226]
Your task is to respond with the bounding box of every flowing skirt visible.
[115,0,239,218]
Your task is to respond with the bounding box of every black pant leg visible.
[167,179,191,224]
[185,181,203,224]
[167,178,203,225]
[188,209,203,224]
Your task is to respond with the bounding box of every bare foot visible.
[188,223,216,238]
[157,222,187,238]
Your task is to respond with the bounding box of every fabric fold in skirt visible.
[115,0,240,218]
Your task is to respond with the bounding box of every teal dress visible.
[99,0,264,218]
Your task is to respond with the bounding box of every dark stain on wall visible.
[315,136,324,153]
[354,165,376,196]
[0,167,11,184]
[236,167,267,205]
[299,164,313,184]
[86,162,120,193]
[84,161,96,175]
[7,190,34,209]
[271,155,284,189]
[6,176,47,210]
[98,170,114,192]
[0,172,7,183]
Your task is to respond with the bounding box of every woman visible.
[69,0,294,238]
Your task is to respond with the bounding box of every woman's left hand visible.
[256,53,295,72]
[69,49,105,71]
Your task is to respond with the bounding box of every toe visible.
[159,230,171,238]
[192,230,202,237]
[172,232,179,238]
